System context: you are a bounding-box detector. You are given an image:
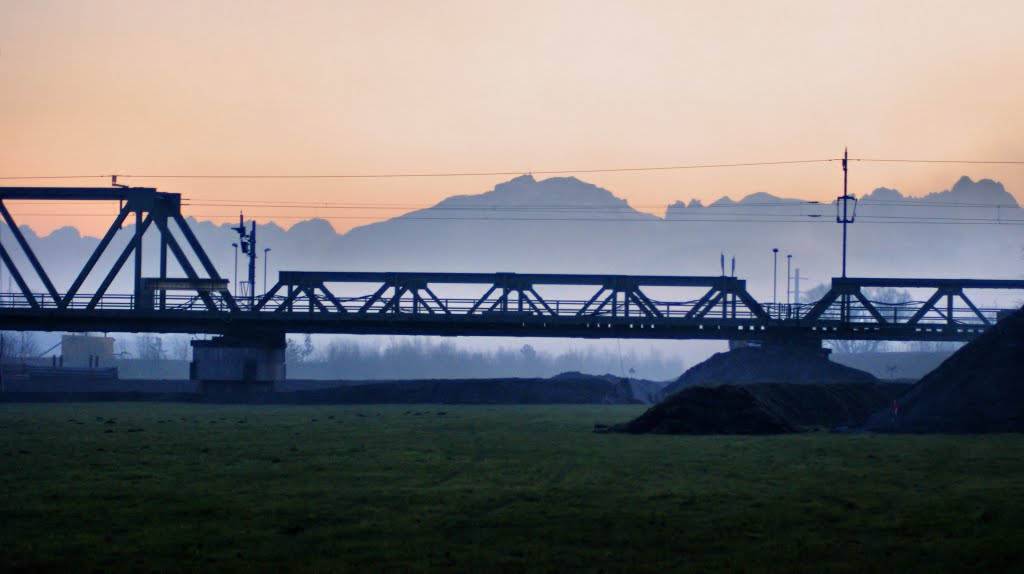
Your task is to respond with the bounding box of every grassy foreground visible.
[1,403,1023,573]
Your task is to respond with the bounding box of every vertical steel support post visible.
[159,215,168,311]
[133,209,143,309]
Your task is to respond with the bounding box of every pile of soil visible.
[607,385,795,434]
[662,346,879,397]
[865,307,1024,433]
[606,382,908,435]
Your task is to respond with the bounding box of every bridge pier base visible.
[190,333,285,393]
[731,331,830,358]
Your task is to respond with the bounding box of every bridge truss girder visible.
[255,271,769,321]
[0,187,237,313]
[800,277,1023,330]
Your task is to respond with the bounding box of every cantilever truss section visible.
[256,271,770,320]
[0,187,238,312]
[802,277,1024,327]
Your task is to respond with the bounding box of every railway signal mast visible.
[232,214,258,311]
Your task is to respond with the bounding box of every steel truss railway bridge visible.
[1,186,1021,389]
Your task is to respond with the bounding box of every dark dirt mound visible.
[608,385,795,434]
[662,346,879,397]
[606,382,908,435]
[865,307,1024,433]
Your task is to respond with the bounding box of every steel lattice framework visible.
[0,186,1021,342]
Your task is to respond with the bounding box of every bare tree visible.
[802,284,912,354]
[168,335,192,361]
[134,334,165,361]
[0,331,38,361]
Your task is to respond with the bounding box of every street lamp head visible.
[264,248,271,253]
[232,243,238,248]
[773,248,779,253]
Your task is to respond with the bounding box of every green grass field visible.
[2,403,1023,573]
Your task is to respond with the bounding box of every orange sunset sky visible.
[2,0,1023,236]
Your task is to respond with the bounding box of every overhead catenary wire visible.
[4,211,1022,225]
[0,159,839,180]
[3,156,1024,181]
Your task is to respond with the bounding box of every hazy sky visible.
[2,0,1023,236]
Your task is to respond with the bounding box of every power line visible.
[5,211,1021,225]
[854,158,1024,165]
[4,156,1024,182]
[0,159,839,181]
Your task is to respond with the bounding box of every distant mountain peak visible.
[941,176,1017,205]
[861,176,1018,206]
[434,175,631,208]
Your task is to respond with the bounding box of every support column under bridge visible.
[190,332,286,393]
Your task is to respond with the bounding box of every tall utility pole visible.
[232,214,258,311]
[836,148,858,322]
[837,148,857,278]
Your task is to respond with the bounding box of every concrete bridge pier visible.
[731,330,830,358]
[190,332,286,393]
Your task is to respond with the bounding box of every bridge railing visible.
[254,293,772,320]
[762,301,1006,325]
[0,290,1010,326]
[0,292,236,312]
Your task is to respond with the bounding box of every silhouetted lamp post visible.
[772,248,779,312]
[786,254,793,318]
[232,243,239,295]
[263,248,271,296]
[786,254,792,306]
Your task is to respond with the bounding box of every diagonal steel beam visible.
[272,285,302,313]
[685,288,719,320]
[380,286,408,314]
[694,292,726,319]
[255,282,284,311]
[0,240,39,308]
[802,290,841,322]
[317,283,347,313]
[590,291,617,317]
[153,216,217,311]
[171,213,238,312]
[731,288,769,320]
[906,290,946,326]
[627,292,657,318]
[62,204,133,310]
[467,285,498,315]
[526,288,556,316]
[303,286,329,313]
[88,215,154,310]
[853,291,888,324]
[576,287,608,317]
[958,292,990,326]
[423,286,451,315]
[358,284,391,314]
[630,288,664,318]
[411,290,435,315]
[0,200,61,305]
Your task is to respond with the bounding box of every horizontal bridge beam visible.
[0,187,181,213]
[277,270,748,289]
[832,277,1024,290]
